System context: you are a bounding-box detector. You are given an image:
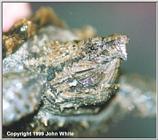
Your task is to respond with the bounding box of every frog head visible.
[43,34,129,114]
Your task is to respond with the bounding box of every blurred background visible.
[31,3,156,138]
[3,2,156,138]
[31,2,156,79]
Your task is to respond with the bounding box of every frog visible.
[2,7,156,138]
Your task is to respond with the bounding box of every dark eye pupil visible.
[19,25,28,39]
[20,25,28,32]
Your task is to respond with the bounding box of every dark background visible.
[31,2,156,79]
[30,2,156,138]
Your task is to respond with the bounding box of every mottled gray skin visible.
[26,74,155,137]
[3,72,45,125]
[3,26,78,126]
[3,25,156,137]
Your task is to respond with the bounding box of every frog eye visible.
[17,25,28,40]
[10,24,28,40]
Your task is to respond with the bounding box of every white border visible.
[1,0,158,2]
[156,2,158,140]
[0,1,157,140]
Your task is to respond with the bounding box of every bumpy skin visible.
[3,25,126,123]
[3,72,45,126]
[2,7,156,138]
[2,7,65,57]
